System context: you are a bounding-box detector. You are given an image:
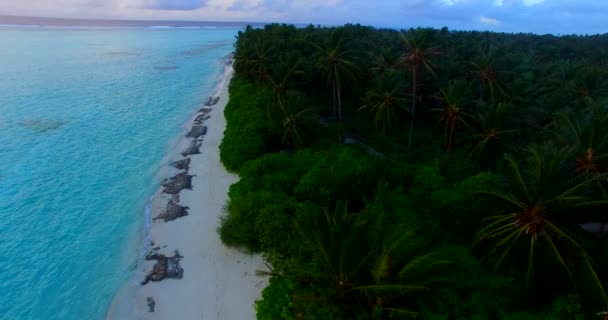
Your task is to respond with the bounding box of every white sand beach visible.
[127,65,267,319]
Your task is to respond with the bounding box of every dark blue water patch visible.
[18,119,68,133]
[155,66,179,71]
[180,40,232,56]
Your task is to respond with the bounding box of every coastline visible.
[107,60,267,319]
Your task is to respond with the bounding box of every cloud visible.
[522,0,545,6]
[142,0,208,10]
[480,16,501,26]
[0,0,606,34]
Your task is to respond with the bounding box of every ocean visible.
[0,26,237,319]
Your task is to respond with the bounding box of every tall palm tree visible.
[312,32,359,122]
[542,61,608,110]
[551,106,608,177]
[397,30,441,148]
[267,57,300,115]
[234,37,272,83]
[469,51,508,103]
[468,102,520,171]
[369,48,401,77]
[475,144,608,303]
[282,106,313,149]
[432,80,474,156]
[358,69,408,135]
[551,107,608,234]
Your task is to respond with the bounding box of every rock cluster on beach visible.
[162,172,193,194]
[171,158,191,171]
[154,199,189,222]
[181,140,201,156]
[204,96,220,106]
[141,250,184,285]
[143,91,222,288]
[186,125,207,138]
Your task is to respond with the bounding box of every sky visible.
[0,0,606,34]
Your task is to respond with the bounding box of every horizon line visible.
[1,14,605,36]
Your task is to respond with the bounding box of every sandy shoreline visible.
[107,62,267,320]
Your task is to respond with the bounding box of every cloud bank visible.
[0,0,605,34]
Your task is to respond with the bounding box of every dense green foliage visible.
[219,23,608,319]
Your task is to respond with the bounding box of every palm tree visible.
[475,144,608,302]
[282,107,313,149]
[432,80,473,156]
[551,106,608,177]
[468,102,520,171]
[351,199,452,319]
[551,106,608,234]
[234,37,272,83]
[397,30,441,148]
[358,70,408,135]
[542,61,608,110]
[294,201,451,318]
[295,201,366,301]
[312,32,359,122]
[469,51,508,103]
[369,48,401,77]
[352,236,449,319]
[268,57,300,115]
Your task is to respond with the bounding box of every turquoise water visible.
[0,27,236,319]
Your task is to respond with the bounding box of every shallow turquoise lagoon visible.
[0,27,236,319]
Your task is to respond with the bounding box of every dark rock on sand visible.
[186,125,207,138]
[171,158,191,171]
[146,297,156,312]
[166,251,184,278]
[142,251,184,285]
[198,107,212,114]
[225,54,234,65]
[154,199,189,222]
[204,96,220,106]
[161,172,193,194]
[181,140,201,156]
[193,113,210,124]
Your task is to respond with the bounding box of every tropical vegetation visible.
[219,23,608,319]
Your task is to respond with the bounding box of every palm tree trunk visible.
[337,85,343,122]
[447,121,455,158]
[408,68,417,149]
[334,65,342,122]
[332,80,337,120]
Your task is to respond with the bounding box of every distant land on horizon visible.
[0,14,266,28]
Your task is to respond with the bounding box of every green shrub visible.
[255,193,296,255]
[256,277,297,320]
[220,77,279,172]
[256,277,355,320]
[293,147,381,209]
[218,190,270,251]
